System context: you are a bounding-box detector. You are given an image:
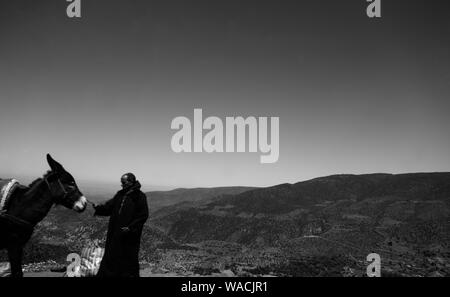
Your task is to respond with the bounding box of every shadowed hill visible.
[205,173,450,215]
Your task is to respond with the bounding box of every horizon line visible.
[3,170,449,192]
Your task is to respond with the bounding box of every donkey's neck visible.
[9,179,55,226]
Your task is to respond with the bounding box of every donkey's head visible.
[45,154,87,212]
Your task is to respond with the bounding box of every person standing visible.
[93,173,149,277]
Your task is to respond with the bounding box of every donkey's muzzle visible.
[73,196,88,212]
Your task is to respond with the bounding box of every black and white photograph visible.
[0,0,449,288]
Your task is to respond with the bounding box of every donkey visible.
[0,154,88,277]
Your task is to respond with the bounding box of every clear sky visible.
[0,0,449,189]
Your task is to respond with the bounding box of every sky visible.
[0,0,449,190]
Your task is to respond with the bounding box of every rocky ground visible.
[2,237,448,277]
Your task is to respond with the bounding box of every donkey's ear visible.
[47,154,65,172]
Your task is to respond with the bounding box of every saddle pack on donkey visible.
[0,179,32,229]
[0,179,20,213]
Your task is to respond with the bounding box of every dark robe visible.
[94,181,149,277]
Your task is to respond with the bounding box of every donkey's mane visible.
[27,171,52,190]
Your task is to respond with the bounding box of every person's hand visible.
[121,227,130,233]
[92,204,99,216]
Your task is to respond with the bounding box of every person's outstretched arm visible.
[93,196,116,216]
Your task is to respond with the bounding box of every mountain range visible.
[148,172,450,276]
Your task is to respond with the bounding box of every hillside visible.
[150,173,450,276]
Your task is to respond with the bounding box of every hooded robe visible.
[94,181,149,277]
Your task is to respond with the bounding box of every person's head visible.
[120,173,136,189]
